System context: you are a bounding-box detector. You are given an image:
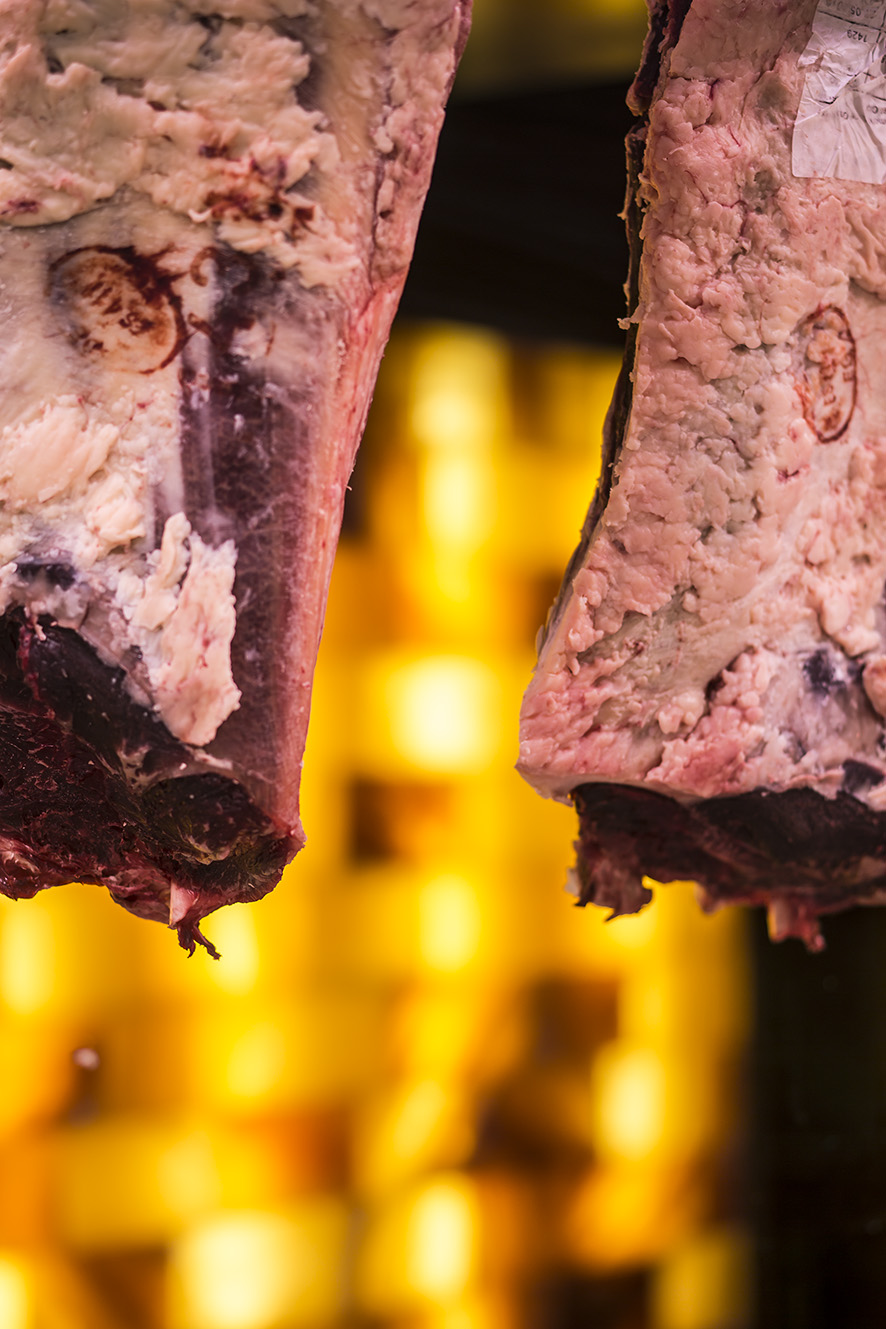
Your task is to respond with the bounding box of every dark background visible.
[400,81,634,348]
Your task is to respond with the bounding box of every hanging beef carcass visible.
[519,0,886,949]
[0,0,470,952]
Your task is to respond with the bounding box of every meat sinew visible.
[519,0,886,949]
[0,0,470,953]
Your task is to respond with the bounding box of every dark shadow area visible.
[400,81,634,347]
[751,907,886,1328]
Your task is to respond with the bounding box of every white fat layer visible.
[0,397,117,507]
[0,1,464,749]
[0,196,238,745]
[117,515,241,746]
[0,0,350,279]
[0,0,456,283]
[520,0,886,808]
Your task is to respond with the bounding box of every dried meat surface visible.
[519,0,886,948]
[0,0,470,952]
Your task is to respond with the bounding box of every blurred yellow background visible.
[0,2,753,1327]
[0,320,751,1329]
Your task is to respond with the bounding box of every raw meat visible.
[0,0,470,953]
[519,0,886,949]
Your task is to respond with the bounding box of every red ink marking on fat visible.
[189,246,217,288]
[798,304,857,443]
[49,245,188,374]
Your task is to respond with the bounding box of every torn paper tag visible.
[793,0,886,183]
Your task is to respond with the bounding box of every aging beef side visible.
[0,1,470,952]
[519,0,886,949]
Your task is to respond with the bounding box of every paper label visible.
[793,1,886,183]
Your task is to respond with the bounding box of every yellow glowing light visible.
[390,1081,451,1159]
[560,890,661,977]
[0,1258,29,1329]
[358,1176,479,1314]
[407,1177,478,1303]
[423,450,495,551]
[412,384,489,452]
[0,902,55,1014]
[418,874,481,972]
[206,907,260,995]
[592,1043,666,1161]
[394,991,488,1079]
[424,549,476,611]
[385,655,499,773]
[157,1130,223,1219]
[619,969,668,1042]
[410,330,507,452]
[652,1226,752,1329]
[565,1162,696,1269]
[170,1204,347,1329]
[224,1021,287,1102]
[196,997,382,1110]
[585,0,647,18]
[601,895,660,950]
[56,1119,224,1247]
[425,1294,511,1329]
[355,1078,474,1195]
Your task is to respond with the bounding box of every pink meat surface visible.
[519,0,886,948]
